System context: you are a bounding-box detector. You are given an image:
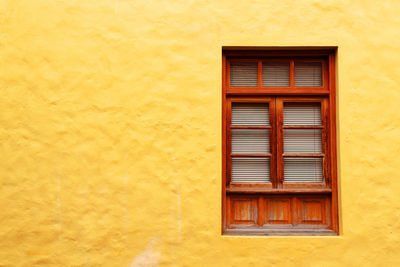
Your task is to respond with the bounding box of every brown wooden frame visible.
[276,97,329,189]
[222,48,339,236]
[227,97,276,189]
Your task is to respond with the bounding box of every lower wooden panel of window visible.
[225,194,335,235]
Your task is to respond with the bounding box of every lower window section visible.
[226,194,334,235]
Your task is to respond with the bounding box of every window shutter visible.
[232,158,270,183]
[262,63,290,87]
[232,103,269,125]
[230,62,258,87]
[283,102,323,183]
[284,158,323,183]
[284,129,322,153]
[231,102,270,183]
[232,129,270,153]
[283,103,321,125]
[294,62,322,87]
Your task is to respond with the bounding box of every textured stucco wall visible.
[1,0,400,266]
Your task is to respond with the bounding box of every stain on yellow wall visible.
[1,0,400,266]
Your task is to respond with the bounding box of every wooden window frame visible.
[222,48,339,236]
[277,97,329,189]
[227,97,276,189]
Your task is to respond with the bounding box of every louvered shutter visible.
[283,102,323,183]
[232,129,270,154]
[294,62,322,87]
[262,63,290,87]
[232,103,269,125]
[230,62,258,87]
[283,103,321,125]
[231,103,270,183]
[284,129,322,153]
[232,158,270,183]
[284,158,323,183]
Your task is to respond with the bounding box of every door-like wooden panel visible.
[228,196,258,227]
[296,196,330,226]
[264,197,292,224]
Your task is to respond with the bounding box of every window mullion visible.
[290,59,294,88]
[270,98,277,188]
[226,99,232,186]
[321,98,330,186]
[258,60,262,88]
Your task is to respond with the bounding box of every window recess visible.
[222,49,338,236]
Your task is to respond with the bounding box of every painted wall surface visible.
[1,0,400,266]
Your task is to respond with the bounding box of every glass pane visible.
[284,158,323,183]
[262,63,290,87]
[283,102,321,125]
[232,129,270,154]
[284,129,322,153]
[294,62,322,87]
[232,157,270,183]
[231,103,269,125]
[230,62,258,87]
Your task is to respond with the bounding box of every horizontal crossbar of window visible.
[282,153,324,157]
[231,153,271,157]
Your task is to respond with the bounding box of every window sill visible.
[226,187,332,194]
[224,228,337,236]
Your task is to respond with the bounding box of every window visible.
[222,48,339,235]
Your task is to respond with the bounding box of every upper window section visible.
[227,58,327,91]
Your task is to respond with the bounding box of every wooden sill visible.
[226,88,329,95]
[226,188,332,194]
[224,228,337,236]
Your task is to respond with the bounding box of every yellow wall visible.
[1,0,400,266]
